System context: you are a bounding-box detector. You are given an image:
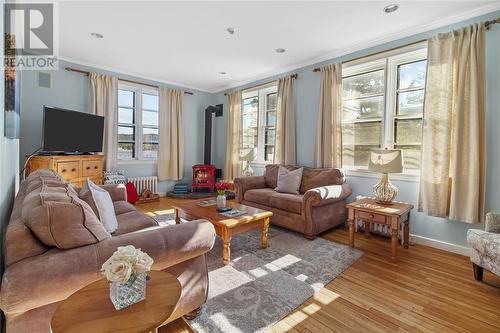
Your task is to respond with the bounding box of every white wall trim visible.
[213,2,500,93]
[345,169,420,183]
[410,234,470,257]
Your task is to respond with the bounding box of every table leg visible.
[403,218,409,249]
[348,208,355,247]
[364,220,370,238]
[261,217,270,249]
[222,229,232,265]
[175,208,180,225]
[391,216,398,261]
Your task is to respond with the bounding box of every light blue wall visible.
[20,60,217,193]
[1,2,21,274]
[213,11,500,248]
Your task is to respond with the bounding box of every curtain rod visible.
[65,67,194,95]
[313,17,499,73]
[224,73,298,96]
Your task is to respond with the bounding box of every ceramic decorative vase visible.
[216,194,227,209]
[110,272,147,310]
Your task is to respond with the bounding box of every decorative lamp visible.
[368,149,403,205]
[240,149,255,177]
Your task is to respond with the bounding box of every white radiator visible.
[127,176,158,194]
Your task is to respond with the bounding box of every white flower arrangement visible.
[101,245,154,284]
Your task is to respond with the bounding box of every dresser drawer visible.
[82,160,103,177]
[356,211,387,224]
[56,161,80,180]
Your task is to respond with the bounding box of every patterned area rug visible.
[153,214,362,333]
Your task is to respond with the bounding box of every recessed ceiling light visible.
[218,71,227,75]
[383,4,399,13]
[226,27,235,35]
[90,32,104,39]
[276,48,286,54]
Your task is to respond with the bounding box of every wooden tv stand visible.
[27,154,104,187]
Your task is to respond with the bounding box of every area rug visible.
[153,214,363,333]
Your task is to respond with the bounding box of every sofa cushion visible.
[275,166,303,194]
[245,188,303,214]
[114,211,159,236]
[25,185,111,249]
[300,167,345,193]
[264,164,300,189]
[113,201,137,215]
[79,179,118,233]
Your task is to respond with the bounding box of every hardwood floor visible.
[140,198,500,333]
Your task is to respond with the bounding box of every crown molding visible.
[58,56,212,93]
[212,2,500,93]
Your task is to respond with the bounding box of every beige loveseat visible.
[0,169,216,333]
[234,165,351,239]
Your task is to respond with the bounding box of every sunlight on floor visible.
[144,208,175,217]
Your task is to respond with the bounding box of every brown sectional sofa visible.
[0,169,216,333]
[234,164,352,239]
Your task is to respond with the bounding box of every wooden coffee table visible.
[51,271,181,333]
[173,200,273,265]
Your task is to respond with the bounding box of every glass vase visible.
[110,272,147,310]
[216,194,227,209]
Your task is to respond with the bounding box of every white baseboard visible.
[410,234,470,256]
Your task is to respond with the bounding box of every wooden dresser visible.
[27,154,104,187]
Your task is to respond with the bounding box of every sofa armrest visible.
[485,212,500,233]
[234,176,266,202]
[0,220,215,314]
[100,183,127,202]
[303,183,352,208]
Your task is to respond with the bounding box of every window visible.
[117,84,159,161]
[341,47,427,173]
[241,85,277,163]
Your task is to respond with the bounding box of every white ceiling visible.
[58,1,500,93]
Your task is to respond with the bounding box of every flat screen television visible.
[42,106,104,153]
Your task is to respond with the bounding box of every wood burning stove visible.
[191,104,223,192]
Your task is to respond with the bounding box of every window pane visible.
[118,126,134,141]
[265,146,274,162]
[142,93,158,110]
[342,121,382,168]
[118,142,134,159]
[342,145,380,169]
[395,144,421,171]
[142,143,158,159]
[397,90,424,116]
[266,111,276,126]
[394,118,422,145]
[342,96,384,121]
[143,110,158,127]
[242,128,258,149]
[242,97,259,151]
[342,70,385,99]
[267,93,277,110]
[118,107,134,124]
[398,60,427,90]
[265,129,275,145]
[118,90,134,107]
[143,128,159,143]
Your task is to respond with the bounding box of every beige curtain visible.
[158,88,184,181]
[223,91,242,180]
[89,73,118,171]
[275,76,296,165]
[314,63,342,168]
[419,23,486,224]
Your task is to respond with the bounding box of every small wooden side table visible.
[347,197,414,261]
[51,271,181,333]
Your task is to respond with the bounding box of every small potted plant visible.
[101,245,154,310]
[215,182,231,209]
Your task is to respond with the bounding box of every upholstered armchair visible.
[467,212,500,281]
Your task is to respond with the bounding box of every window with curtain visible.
[241,85,278,163]
[117,84,159,160]
[341,47,427,173]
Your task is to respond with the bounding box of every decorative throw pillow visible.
[275,166,304,194]
[126,182,139,204]
[79,179,118,233]
[103,171,127,185]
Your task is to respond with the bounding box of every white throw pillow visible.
[79,178,118,233]
[275,166,303,194]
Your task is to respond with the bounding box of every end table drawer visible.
[357,211,387,224]
[57,161,80,180]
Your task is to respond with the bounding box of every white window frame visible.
[117,82,159,162]
[341,43,427,180]
[241,84,278,164]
